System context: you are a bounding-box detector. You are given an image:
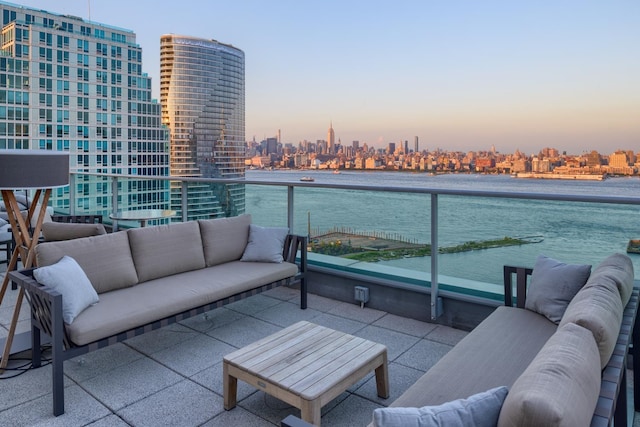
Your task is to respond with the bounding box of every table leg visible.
[300,399,321,426]
[374,352,390,399]
[223,362,237,410]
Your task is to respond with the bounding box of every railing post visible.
[430,193,440,320]
[68,173,76,215]
[287,185,294,231]
[111,176,119,231]
[181,181,188,222]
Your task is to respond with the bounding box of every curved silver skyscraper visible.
[160,35,245,219]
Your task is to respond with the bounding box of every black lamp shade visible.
[0,150,69,189]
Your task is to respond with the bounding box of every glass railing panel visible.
[380,195,640,289]
[244,184,289,228]
[62,172,640,304]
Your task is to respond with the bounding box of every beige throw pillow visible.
[524,255,591,324]
[497,322,600,427]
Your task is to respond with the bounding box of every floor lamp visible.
[0,149,69,371]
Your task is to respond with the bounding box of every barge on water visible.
[514,172,606,181]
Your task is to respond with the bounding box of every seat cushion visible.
[390,306,557,409]
[36,231,138,294]
[128,221,206,283]
[497,322,601,427]
[66,260,298,345]
[198,214,251,266]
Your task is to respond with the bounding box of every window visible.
[56,35,69,49]
[56,50,69,63]
[56,110,69,123]
[56,80,69,92]
[77,68,89,81]
[56,95,69,107]
[39,93,52,107]
[56,65,69,78]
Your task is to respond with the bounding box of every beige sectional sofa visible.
[10,214,307,416]
[369,253,638,427]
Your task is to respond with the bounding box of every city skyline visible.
[15,0,640,153]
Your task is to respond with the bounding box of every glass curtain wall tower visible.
[160,35,246,220]
[0,1,169,216]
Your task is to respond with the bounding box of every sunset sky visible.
[14,0,640,154]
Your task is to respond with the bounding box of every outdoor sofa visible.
[281,253,639,427]
[368,253,639,427]
[10,213,307,416]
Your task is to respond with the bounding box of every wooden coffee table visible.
[223,321,389,426]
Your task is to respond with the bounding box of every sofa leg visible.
[300,278,307,309]
[31,324,41,368]
[51,340,64,416]
[51,297,65,416]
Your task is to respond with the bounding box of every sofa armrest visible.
[503,265,533,308]
[8,268,71,350]
[283,234,307,309]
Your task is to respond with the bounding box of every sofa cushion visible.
[33,255,99,324]
[199,214,251,266]
[42,221,107,241]
[66,260,298,345]
[497,322,601,427]
[372,386,508,427]
[559,278,623,369]
[525,255,591,324]
[36,231,139,294]
[128,221,206,283]
[390,306,557,409]
[586,253,634,306]
[240,224,289,263]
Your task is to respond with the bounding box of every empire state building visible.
[327,122,335,155]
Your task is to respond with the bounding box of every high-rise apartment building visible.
[160,35,245,219]
[0,1,169,215]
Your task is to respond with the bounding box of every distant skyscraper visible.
[0,1,169,216]
[414,136,419,153]
[265,137,278,155]
[160,35,245,219]
[327,121,335,154]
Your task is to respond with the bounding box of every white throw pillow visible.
[33,255,99,324]
[372,386,509,427]
[240,224,289,263]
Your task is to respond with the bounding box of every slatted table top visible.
[223,320,387,401]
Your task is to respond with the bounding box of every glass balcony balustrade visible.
[60,172,640,322]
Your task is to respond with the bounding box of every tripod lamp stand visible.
[0,150,69,371]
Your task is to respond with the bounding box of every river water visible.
[244,169,640,285]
